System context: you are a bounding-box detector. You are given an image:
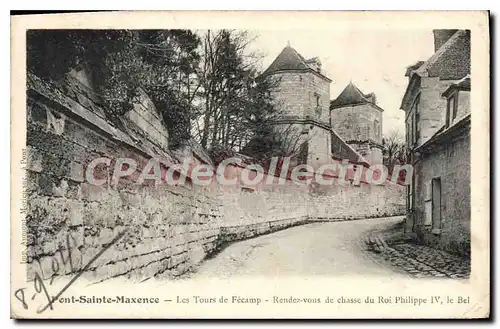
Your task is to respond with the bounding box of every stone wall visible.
[330,103,383,163]
[413,129,470,256]
[270,70,332,167]
[24,72,405,283]
[330,103,382,144]
[310,182,406,220]
[126,88,170,152]
[418,77,456,145]
[215,161,406,227]
[26,74,222,282]
[271,72,308,118]
[271,71,330,122]
[306,124,332,168]
[304,71,331,123]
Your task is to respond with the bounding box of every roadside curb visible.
[365,233,387,253]
[364,231,470,279]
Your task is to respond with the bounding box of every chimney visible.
[433,29,458,52]
[306,57,322,73]
[365,92,377,105]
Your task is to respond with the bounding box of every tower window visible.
[314,93,320,107]
[314,92,321,116]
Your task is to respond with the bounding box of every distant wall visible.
[216,164,406,227]
[24,72,405,283]
[311,182,406,220]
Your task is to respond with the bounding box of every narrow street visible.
[188,217,408,279]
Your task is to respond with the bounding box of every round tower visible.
[330,82,384,164]
[261,44,333,168]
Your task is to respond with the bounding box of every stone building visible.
[262,45,381,168]
[330,82,384,164]
[400,29,471,256]
[261,45,334,168]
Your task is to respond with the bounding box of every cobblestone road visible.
[366,224,470,279]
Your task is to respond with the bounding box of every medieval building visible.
[262,44,384,168]
[400,29,471,257]
[261,45,333,168]
[330,82,384,164]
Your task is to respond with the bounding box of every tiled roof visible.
[262,45,332,82]
[330,128,370,165]
[263,45,309,75]
[404,61,425,77]
[330,82,372,109]
[400,30,470,110]
[413,30,470,80]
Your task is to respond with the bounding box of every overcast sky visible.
[248,29,435,136]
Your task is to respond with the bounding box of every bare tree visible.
[240,123,307,159]
[194,30,260,149]
[382,129,407,173]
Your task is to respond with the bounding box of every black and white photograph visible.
[10,11,490,319]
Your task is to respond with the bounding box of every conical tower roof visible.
[330,82,373,109]
[263,45,309,75]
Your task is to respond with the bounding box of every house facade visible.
[400,29,471,256]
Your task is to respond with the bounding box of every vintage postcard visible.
[10,11,490,319]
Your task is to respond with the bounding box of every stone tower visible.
[330,82,384,164]
[262,45,333,168]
